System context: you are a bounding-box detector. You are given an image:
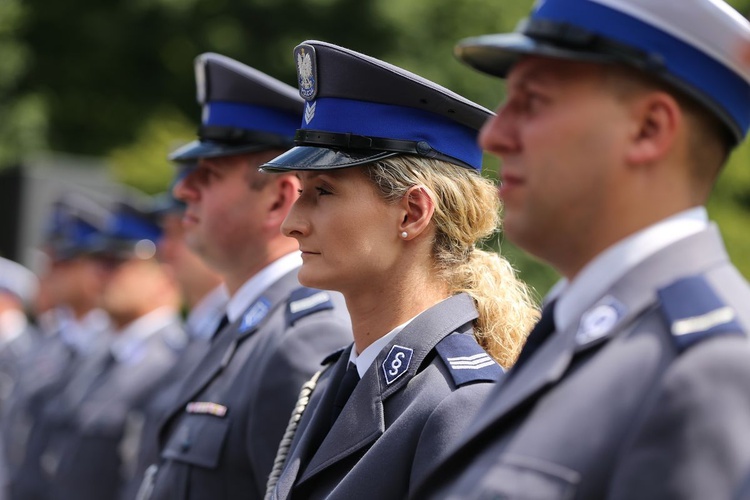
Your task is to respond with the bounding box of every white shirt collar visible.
[550,207,709,333]
[110,306,178,363]
[185,284,230,340]
[226,252,303,323]
[58,308,111,355]
[348,316,417,378]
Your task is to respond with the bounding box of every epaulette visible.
[285,287,335,327]
[435,333,503,387]
[320,346,347,366]
[658,274,745,353]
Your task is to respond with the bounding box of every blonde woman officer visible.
[261,40,538,500]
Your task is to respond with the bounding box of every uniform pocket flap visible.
[162,413,230,469]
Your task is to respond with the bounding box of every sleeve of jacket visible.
[245,308,351,494]
[608,336,750,500]
[409,381,496,496]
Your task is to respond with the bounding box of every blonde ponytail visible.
[367,157,539,368]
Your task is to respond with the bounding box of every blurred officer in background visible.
[260,40,538,500]
[412,1,750,499]
[0,257,39,410]
[135,53,351,500]
[23,197,186,500]
[151,187,227,341]
[0,257,38,498]
[121,187,228,500]
[5,193,112,498]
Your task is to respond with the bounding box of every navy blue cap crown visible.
[92,198,163,260]
[261,41,493,172]
[455,0,750,144]
[44,193,111,262]
[169,53,304,162]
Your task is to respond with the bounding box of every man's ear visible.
[625,91,682,167]
[398,185,435,240]
[266,174,299,228]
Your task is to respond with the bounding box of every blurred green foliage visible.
[3,0,750,298]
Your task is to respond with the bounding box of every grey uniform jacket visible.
[6,327,109,500]
[413,226,750,500]
[142,269,351,500]
[268,293,504,500]
[45,320,186,500]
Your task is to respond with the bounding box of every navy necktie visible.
[330,362,359,426]
[512,301,557,373]
[210,314,229,341]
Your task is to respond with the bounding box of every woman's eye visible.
[315,186,332,196]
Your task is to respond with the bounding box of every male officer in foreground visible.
[413,1,750,499]
[136,53,351,500]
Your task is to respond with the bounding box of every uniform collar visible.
[57,307,111,355]
[226,252,303,323]
[550,206,708,333]
[348,316,416,378]
[185,284,229,340]
[110,306,178,363]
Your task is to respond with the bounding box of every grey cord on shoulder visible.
[264,367,327,500]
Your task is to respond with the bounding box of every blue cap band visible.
[204,101,301,138]
[109,213,162,242]
[535,0,750,136]
[300,97,483,170]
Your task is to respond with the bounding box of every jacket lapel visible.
[438,226,731,464]
[159,269,301,440]
[296,293,479,485]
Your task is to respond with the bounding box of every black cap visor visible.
[456,17,671,78]
[260,146,398,172]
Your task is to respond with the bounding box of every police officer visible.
[0,257,39,497]
[0,256,39,409]
[136,53,352,500]
[260,40,538,499]
[411,1,750,498]
[41,197,186,500]
[121,189,228,500]
[6,193,112,499]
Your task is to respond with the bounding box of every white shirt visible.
[56,308,111,355]
[110,306,180,363]
[225,252,303,323]
[549,207,709,333]
[186,284,230,340]
[348,317,418,378]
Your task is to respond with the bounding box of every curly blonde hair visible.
[366,156,539,368]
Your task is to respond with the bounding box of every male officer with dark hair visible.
[412,1,750,499]
[136,53,351,500]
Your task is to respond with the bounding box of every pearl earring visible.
[401,231,408,239]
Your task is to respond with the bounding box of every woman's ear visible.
[398,185,435,240]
